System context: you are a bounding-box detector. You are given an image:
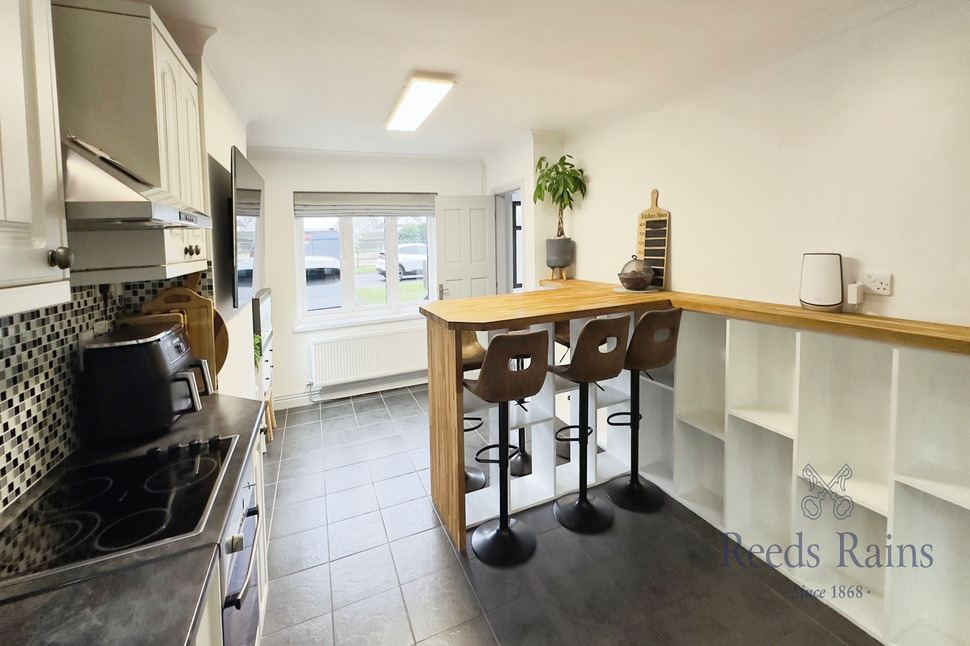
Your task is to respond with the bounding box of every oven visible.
[220,447,262,646]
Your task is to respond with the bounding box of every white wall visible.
[248,147,485,403]
[199,58,255,398]
[557,0,970,326]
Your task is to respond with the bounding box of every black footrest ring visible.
[463,416,484,432]
[606,411,642,428]
[475,443,520,464]
[554,424,594,443]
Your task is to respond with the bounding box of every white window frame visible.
[294,193,436,329]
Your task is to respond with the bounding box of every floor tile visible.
[261,612,334,646]
[278,449,328,480]
[274,472,327,507]
[416,469,431,495]
[368,452,416,482]
[545,566,646,645]
[417,615,497,646]
[704,570,814,643]
[374,472,426,508]
[321,402,354,420]
[263,564,332,636]
[331,588,413,646]
[776,618,848,646]
[394,414,430,435]
[286,406,321,427]
[361,433,408,460]
[273,496,329,539]
[329,544,400,610]
[326,484,379,523]
[328,510,387,561]
[390,527,457,584]
[459,555,544,614]
[486,585,578,646]
[401,564,483,642]
[647,591,750,645]
[408,446,431,471]
[519,527,599,588]
[384,396,423,418]
[284,423,324,442]
[381,496,440,541]
[323,444,370,470]
[812,608,884,646]
[282,436,324,461]
[356,407,392,427]
[352,396,387,414]
[324,462,373,493]
[268,525,330,580]
[321,415,361,436]
[591,617,667,646]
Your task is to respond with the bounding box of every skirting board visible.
[273,370,429,410]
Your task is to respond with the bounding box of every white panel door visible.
[434,196,495,300]
[0,0,70,313]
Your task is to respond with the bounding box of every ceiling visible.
[144,0,917,158]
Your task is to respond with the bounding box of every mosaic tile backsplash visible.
[0,270,213,514]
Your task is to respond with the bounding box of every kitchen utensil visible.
[636,189,670,289]
[618,255,656,291]
[213,308,229,374]
[142,287,218,389]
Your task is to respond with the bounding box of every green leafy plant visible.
[253,334,262,370]
[533,155,588,238]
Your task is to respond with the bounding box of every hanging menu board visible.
[637,189,670,289]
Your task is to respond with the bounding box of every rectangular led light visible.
[386,75,455,132]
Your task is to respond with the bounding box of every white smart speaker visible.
[799,253,843,312]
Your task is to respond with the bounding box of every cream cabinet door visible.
[152,24,182,202]
[178,64,204,212]
[0,0,70,316]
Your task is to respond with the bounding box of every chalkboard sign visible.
[637,189,670,289]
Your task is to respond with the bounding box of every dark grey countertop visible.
[0,393,264,645]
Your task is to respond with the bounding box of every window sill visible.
[293,310,426,334]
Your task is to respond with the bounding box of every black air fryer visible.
[79,323,203,441]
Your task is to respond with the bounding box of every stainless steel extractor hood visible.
[62,135,211,229]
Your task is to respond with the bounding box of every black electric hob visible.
[0,436,233,584]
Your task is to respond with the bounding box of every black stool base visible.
[553,493,614,534]
[465,467,486,493]
[471,518,536,567]
[509,451,532,477]
[606,475,664,513]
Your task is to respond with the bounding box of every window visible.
[295,193,434,321]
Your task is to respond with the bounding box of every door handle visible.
[438,284,450,300]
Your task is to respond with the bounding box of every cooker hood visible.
[62,135,211,229]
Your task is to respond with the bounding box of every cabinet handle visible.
[194,245,201,255]
[47,246,74,270]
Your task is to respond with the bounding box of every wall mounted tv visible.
[230,146,264,308]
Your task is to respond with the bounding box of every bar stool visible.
[550,316,629,533]
[462,331,488,492]
[606,307,682,512]
[464,329,549,566]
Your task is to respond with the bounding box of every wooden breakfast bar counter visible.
[419,280,970,553]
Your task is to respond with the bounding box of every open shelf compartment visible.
[725,415,794,550]
[894,347,970,511]
[887,483,970,646]
[792,477,887,637]
[796,332,893,516]
[674,420,725,527]
[726,320,798,439]
[674,311,726,438]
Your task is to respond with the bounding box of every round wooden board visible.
[213,309,229,374]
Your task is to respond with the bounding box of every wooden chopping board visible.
[142,287,218,389]
[213,308,229,374]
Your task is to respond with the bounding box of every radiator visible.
[310,325,428,386]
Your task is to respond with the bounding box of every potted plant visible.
[533,154,588,275]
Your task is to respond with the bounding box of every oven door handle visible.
[223,504,260,611]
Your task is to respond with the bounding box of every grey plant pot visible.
[546,237,573,269]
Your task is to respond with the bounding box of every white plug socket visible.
[861,272,892,296]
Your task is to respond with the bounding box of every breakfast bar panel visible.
[427,318,466,551]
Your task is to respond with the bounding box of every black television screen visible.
[230,146,264,308]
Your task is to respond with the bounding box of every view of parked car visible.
[376,243,427,279]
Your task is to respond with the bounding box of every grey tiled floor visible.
[261,386,881,646]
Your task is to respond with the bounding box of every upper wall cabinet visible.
[51,0,204,212]
[0,0,72,317]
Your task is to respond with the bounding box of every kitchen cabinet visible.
[67,226,209,285]
[0,0,71,317]
[51,0,205,212]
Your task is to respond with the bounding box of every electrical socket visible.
[861,272,892,296]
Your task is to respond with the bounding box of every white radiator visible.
[310,325,428,386]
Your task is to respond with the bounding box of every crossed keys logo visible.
[801,463,854,520]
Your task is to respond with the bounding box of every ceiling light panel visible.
[386,76,455,132]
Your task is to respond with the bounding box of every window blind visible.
[294,192,435,218]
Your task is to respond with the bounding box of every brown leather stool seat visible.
[464,329,548,566]
[550,316,629,533]
[606,307,682,511]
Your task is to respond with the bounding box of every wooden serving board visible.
[142,287,218,389]
[637,189,670,290]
